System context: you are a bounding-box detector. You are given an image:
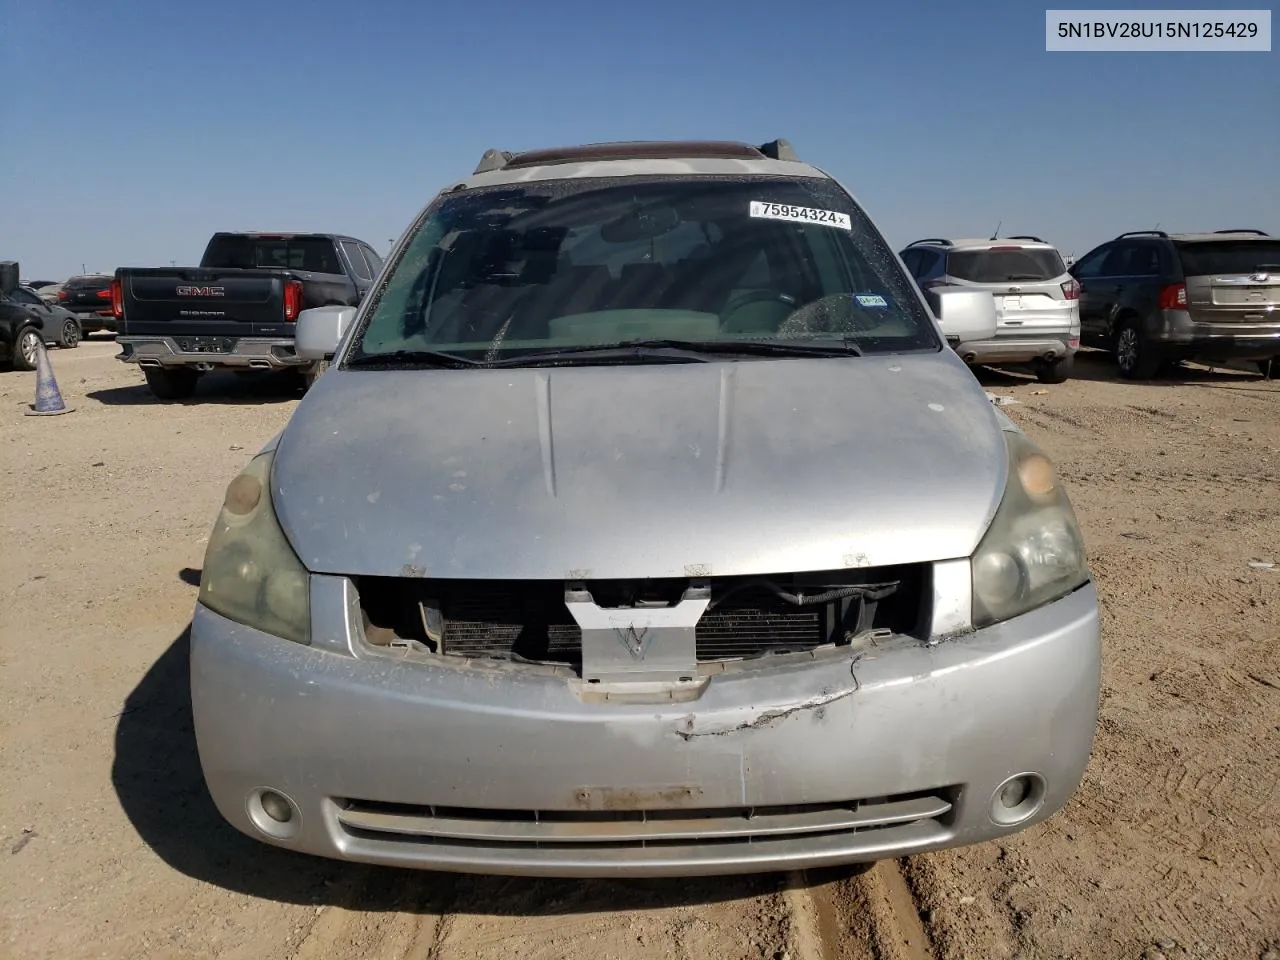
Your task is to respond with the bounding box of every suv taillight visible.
[96,288,111,300]
[283,279,303,321]
[110,278,123,318]
[1159,283,1187,310]
[57,289,68,301]
[1061,277,1081,300]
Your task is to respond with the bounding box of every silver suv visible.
[189,139,1101,878]
[900,237,1081,383]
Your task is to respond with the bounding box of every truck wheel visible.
[1034,354,1073,384]
[1114,318,1161,380]
[13,328,42,370]
[144,367,200,400]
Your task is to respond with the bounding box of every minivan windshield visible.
[349,175,940,366]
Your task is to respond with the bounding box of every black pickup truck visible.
[113,231,383,399]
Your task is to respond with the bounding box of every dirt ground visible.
[2,339,1277,960]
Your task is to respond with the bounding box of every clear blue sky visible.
[7,0,1278,278]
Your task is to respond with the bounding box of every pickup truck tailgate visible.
[117,268,294,337]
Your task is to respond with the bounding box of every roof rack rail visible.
[1116,230,1169,239]
[472,139,796,176]
[758,138,799,161]
[907,238,952,247]
[1006,234,1046,243]
[1213,228,1270,236]
[473,149,515,175]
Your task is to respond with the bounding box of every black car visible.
[1,278,82,370]
[57,273,118,335]
[1070,229,1280,379]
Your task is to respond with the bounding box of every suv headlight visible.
[971,431,1089,628]
[198,451,310,644]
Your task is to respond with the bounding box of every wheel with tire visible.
[59,318,82,349]
[12,328,43,370]
[1035,354,1074,384]
[143,367,200,400]
[13,328,43,370]
[1114,317,1161,380]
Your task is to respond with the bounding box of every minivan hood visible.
[273,353,1007,580]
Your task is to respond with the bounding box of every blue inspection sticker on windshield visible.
[854,293,889,308]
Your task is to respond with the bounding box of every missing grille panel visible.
[354,566,928,670]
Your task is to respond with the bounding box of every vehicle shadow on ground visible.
[111,614,849,916]
[973,349,1274,389]
[88,370,301,406]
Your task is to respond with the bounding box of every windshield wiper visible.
[347,338,864,370]
[488,338,862,367]
[346,349,481,369]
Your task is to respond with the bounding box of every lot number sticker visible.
[750,201,852,231]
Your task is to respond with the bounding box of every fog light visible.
[247,787,302,841]
[990,772,1046,826]
[999,777,1030,809]
[260,790,293,823]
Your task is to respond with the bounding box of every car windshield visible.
[946,247,1066,283]
[1176,240,1280,277]
[349,175,940,365]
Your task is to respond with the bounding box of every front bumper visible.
[116,336,307,369]
[191,581,1101,878]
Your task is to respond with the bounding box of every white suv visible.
[900,236,1081,383]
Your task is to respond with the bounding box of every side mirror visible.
[934,288,998,346]
[295,305,356,360]
[0,261,18,296]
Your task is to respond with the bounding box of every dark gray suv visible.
[1070,229,1279,379]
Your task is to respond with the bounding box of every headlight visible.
[971,431,1089,628]
[198,451,310,644]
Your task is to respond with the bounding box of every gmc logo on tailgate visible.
[175,285,226,297]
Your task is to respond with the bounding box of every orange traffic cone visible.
[25,338,75,416]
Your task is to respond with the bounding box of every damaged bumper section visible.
[190,568,1101,878]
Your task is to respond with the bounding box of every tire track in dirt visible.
[291,870,797,960]
[792,862,937,960]
[783,871,838,960]
[290,868,450,960]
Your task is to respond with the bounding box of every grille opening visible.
[339,790,943,824]
[355,566,928,670]
[332,787,957,850]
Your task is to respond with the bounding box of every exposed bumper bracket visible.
[568,581,710,683]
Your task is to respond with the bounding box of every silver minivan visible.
[900,237,1082,383]
[190,139,1101,878]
